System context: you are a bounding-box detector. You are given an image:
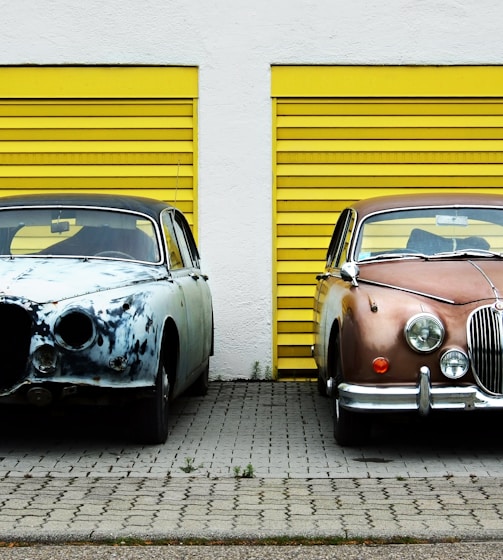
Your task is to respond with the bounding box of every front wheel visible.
[331,333,370,446]
[136,363,170,444]
[317,372,326,396]
[333,396,370,446]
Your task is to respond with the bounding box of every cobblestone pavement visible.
[0,381,502,542]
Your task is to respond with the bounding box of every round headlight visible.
[404,313,444,353]
[440,349,469,379]
[55,309,95,350]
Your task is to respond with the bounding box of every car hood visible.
[0,258,167,304]
[359,259,503,305]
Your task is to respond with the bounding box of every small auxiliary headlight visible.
[404,313,444,353]
[33,344,58,375]
[440,349,469,379]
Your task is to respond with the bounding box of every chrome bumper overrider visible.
[337,366,503,415]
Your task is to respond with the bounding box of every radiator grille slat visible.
[468,305,503,395]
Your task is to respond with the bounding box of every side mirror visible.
[340,261,360,287]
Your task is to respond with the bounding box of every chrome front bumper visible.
[335,366,503,415]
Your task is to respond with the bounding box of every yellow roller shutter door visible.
[272,66,503,378]
[0,67,198,229]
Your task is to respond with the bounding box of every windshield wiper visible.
[428,249,503,259]
[359,252,428,262]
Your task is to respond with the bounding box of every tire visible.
[333,396,369,446]
[331,334,370,446]
[136,362,170,445]
[190,360,209,396]
[317,372,326,396]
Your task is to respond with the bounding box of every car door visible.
[162,210,210,383]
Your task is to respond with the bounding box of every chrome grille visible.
[468,305,503,395]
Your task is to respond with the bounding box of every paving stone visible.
[0,382,501,541]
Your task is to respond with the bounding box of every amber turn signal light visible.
[372,357,389,374]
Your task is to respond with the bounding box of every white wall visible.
[1,0,503,379]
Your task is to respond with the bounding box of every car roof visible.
[351,192,503,218]
[0,193,175,220]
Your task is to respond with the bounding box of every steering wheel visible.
[94,251,134,260]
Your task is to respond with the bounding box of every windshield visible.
[355,206,503,261]
[0,207,161,263]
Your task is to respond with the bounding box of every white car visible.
[0,193,213,444]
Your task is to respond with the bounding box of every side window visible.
[162,212,184,269]
[172,219,193,267]
[336,211,355,268]
[161,210,200,270]
[326,209,354,269]
[174,211,201,268]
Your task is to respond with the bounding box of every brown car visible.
[313,192,503,446]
